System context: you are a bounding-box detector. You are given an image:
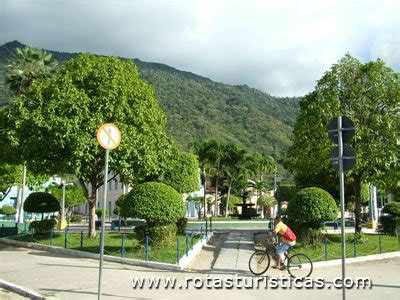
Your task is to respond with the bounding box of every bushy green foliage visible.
[115,194,128,218]
[95,208,109,220]
[382,202,400,216]
[3,49,177,238]
[257,195,276,208]
[134,223,177,247]
[122,182,185,226]
[69,214,83,223]
[162,152,200,193]
[276,184,298,203]
[380,216,400,236]
[29,219,56,234]
[176,217,188,234]
[380,202,400,235]
[286,55,399,233]
[221,195,242,210]
[113,206,121,216]
[287,187,337,228]
[0,205,16,215]
[23,192,60,213]
[47,184,85,214]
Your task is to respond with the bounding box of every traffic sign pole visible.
[96,122,121,300]
[98,148,109,300]
[338,116,346,300]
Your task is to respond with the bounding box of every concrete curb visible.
[179,233,213,269]
[313,251,400,269]
[0,279,54,300]
[0,234,213,272]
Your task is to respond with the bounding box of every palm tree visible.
[258,194,277,218]
[222,144,253,217]
[6,46,58,95]
[208,141,231,216]
[192,140,213,218]
[253,153,276,182]
[250,153,275,208]
[4,46,57,223]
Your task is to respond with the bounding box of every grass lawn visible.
[294,234,399,262]
[11,232,200,264]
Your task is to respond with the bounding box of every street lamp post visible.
[58,180,74,230]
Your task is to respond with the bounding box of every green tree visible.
[222,144,253,217]
[47,183,85,219]
[257,194,276,218]
[1,46,56,216]
[287,187,338,244]
[0,163,48,200]
[23,192,60,220]
[252,152,276,182]
[286,55,399,233]
[4,54,176,238]
[220,194,242,216]
[162,151,199,193]
[5,46,58,96]
[0,205,17,216]
[122,182,185,225]
[192,140,217,217]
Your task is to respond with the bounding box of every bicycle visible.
[248,243,313,279]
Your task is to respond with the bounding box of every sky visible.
[0,0,399,97]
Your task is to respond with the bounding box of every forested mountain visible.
[0,41,299,159]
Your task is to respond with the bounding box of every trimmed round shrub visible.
[69,214,83,223]
[29,219,57,234]
[122,182,185,226]
[134,224,177,247]
[382,202,400,216]
[287,187,338,228]
[23,192,60,213]
[0,205,17,215]
[176,217,188,234]
[287,187,337,244]
[380,202,400,235]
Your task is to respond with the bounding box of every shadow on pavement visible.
[41,288,143,299]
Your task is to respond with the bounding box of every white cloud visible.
[0,0,398,96]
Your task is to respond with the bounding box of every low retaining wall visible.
[0,233,214,271]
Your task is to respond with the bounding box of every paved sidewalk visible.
[211,231,254,275]
[1,242,399,299]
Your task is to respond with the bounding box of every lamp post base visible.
[367,220,377,229]
[58,219,68,230]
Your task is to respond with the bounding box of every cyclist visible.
[272,215,296,270]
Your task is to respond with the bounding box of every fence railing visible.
[2,220,212,265]
[319,230,399,261]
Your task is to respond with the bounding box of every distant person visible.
[272,216,296,270]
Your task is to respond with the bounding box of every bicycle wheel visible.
[248,250,270,276]
[287,253,313,279]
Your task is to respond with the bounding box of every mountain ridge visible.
[0,40,299,160]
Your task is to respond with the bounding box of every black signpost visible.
[328,116,356,300]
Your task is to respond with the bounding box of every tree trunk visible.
[353,174,362,234]
[214,176,219,216]
[225,185,231,218]
[203,168,207,219]
[88,199,96,238]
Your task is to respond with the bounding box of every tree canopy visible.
[4,54,177,237]
[162,151,200,193]
[286,54,400,233]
